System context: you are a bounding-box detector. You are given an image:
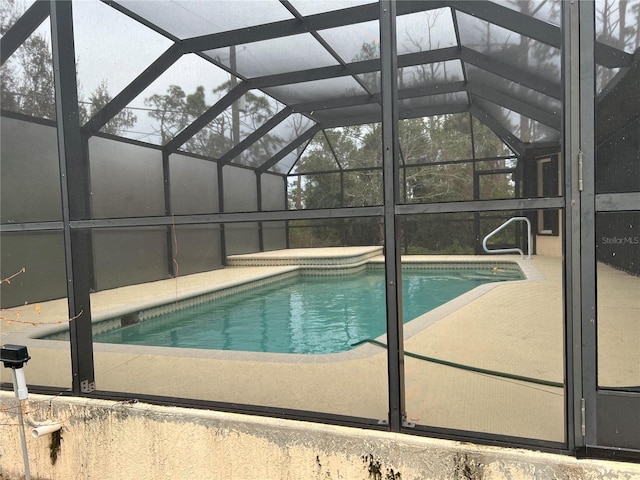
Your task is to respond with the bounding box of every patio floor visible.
[2,248,638,442]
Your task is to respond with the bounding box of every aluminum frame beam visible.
[49,0,95,395]
[449,0,632,67]
[595,192,640,212]
[467,84,561,130]
[216,107,293,166]
[251,47,461,90]
[163,82,250,153]
[380,0,406,432]
[68,205,383,229]
[257,124,321,174]
[448,0,562,48]
[396,196,564,216]
[81,43,183,137]
[1,0,50,65]
[461,47,561,100]
[179,1,444,53]
[7,197,565,232]
[292,81,467,115]
[313,103,469,130]
[469,105,524,155]
[78,0,630,154]
[578,0,598,449]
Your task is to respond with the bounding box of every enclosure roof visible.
[3,0,638,172]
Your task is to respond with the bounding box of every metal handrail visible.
[482,216,532,259]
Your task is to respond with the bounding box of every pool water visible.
[92,268,521,354]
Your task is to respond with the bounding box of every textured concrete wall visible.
[0,393,638,480]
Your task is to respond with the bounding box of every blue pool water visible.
[92,268,521,354]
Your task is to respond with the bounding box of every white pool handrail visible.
[482,216,532,259]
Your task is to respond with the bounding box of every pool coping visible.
[11,255,545,365]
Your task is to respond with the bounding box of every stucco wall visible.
[1,393,638,480]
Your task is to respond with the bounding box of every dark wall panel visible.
[93,228,170,291]
[261,173,285,211]
[223,165,257,213]
[222,166,260,256]
[262,221,287,251]
[173,225,222,274]
[169,154,219,214]
[596,117,640,194]
[0,231,66,308]
[89,137,165,218]
[224,223,260,255]
[260,174,286,250]
[596,211,639,276]
[1,118,62,223]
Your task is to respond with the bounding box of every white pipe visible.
[11,369,31,480]
[13,367,29,401]
[31,423,63,439]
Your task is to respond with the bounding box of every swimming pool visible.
[90,266,522,354]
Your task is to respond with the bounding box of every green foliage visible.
[1,2,135,134]
[292,112,514,211]
[400,214,476,255]
[1,0,55,119]
[83,80,137,135]
[145,85,190,143]
[288,111,519,251]
[294,124,383,210]
[144,83,281,162]
[288,217,383,249]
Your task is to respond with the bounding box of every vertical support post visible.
[163,150,178,277]
[50,0,95,394]
[230,46,240,147]
[284,176,291,249]
[218,163,227,264]
[562,0,581,450]
[578,0,597,448]
[380,0,405,431]
[340,169,346,245]
[470,114,482,254]
[257,173,264,251]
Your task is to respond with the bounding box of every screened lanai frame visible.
[1,0,639,460]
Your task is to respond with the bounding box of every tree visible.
[145,83,281,163]
[1,0,55,119]
[82,80,137,136]
[145,85,190,144]
[2,2,132,133]
[291,25,517,211]
[596,0,640,89]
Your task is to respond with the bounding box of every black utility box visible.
[0,344,31,368]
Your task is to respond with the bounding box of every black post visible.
[163,151,177,277]
[380,0,405,431]
[50,0,95,394]
[257,173,264,251]
[578,0,597,449]
[218,163,227,264]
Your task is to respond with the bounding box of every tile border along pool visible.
[17,248,544,365]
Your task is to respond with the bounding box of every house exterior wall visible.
[0,393,638,480]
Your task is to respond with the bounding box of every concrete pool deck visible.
[1,248,638,443]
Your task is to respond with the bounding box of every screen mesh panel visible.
[116,0,292,39]
[396,8,458,54]
[205,33,339,78]
[457,12,561,84]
